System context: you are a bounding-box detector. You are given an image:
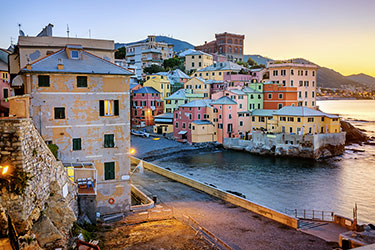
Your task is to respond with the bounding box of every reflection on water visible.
[154,100,375,224]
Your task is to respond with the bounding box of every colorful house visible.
[263,83,298,109]
[12,45,133,215]
[173,99,213,143]
[0,49,10,116]
[184,77,211,98]
[250,109,277,132]
[131,87,163,126]
[268,61,318,107]
[156,69,191,93]
[243,86,263,111]
[211,89,248,112]
[191,120,217,143]
[192,61,246,81]
[164,88,204,113]
[184,50,213,73]
[143,74,171,100]
[153,113,174,134]
[211,96,238,143]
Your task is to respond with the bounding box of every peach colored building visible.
[268,61,317,108]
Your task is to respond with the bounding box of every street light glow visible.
[1,165,9,175]
[130,148,136,155]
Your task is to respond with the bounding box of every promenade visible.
[131,169,335,250]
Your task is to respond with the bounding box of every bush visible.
[48,144,59,159]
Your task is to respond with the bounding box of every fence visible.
[285,209,334,222]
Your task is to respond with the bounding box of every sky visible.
[1,0,374,76]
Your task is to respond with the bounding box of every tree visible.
[115,47,126,59]
[143,64,166,75]
[247,57,257,67]
[163,57,181,70]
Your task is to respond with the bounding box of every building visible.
[211,96,238,143]
[184,77,212,98]
[143,74,171,100]
[0,49,10,116]
[173,99,213,143]
[12,45,133,215]
[211,89,248,113]
[268,61,318,108]
[131,86,163,126]
[243,84,263,111]
[153,113,174,134]
[195,32,245,62]
[192,61,246,81]
[155,69,191,93]
[250,109,276,132]
[191,120,217,143]
[164,88,204,113]
[184,50,213,73]
[125,35,174,80]
[263,83,298,110]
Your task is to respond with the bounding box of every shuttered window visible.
[99,100,119,116]
[77,76,87,88]
[104,162,115,180]
[104,134,114,148]
[54,107,65,119]
[38,75,50,87]
[72,138,81,151]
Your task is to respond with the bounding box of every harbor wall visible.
[223,132,346,159]
[130,156,298,229]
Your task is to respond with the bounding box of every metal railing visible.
[7,215,19,250]
[285,208,334,222]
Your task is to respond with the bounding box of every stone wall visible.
[223,131,346,159]
[0,118,77,249]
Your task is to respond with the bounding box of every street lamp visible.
[0,165,9,176]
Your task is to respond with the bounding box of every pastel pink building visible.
[173,99,212,142]
[211,89,248,113]
[209,80,228,95]
[131,87,163,126]
[211,96,238,144]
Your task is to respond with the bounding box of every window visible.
[71,50,79,59]
[104,162,115,180]
[229,114,232,119]
[298,92,302,98]
[291,69,294,75]
[312,101,315,106]
[308,118,314,122]
[258,95,261,99]
[218,123,223,129]
[38,75,50,87]
[77,76,87,88]
[268,94,272,99]
[288,117,294,122]
[239,104,242,109]
[281,70,286,76]
[252,116,255,122]
[280,117,286,121]
[313,71,315,76]
[99,100,119,116]
[279,94,283,99]
[289,127,293,133]
[175,122,179,128]
[273,70,278,76]
[240,121,243,126]
[198,114,201,119]
[305,91,308,98]
[291,80,294,87]
[299,81,303,87]
[321,117,325,122]
[54,107,65,119]
[259,117,265,122]
[297,117,301,122]
[278,103,283,109]
[182,123,186,129]
[192,62,195,68]
[3,88,8,99]
[104,134,115,148]
[312,91,315,98]
[199,62,201,67]
[72,138,81,151]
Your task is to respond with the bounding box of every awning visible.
[178,131,187,135]
[12,75,24,87]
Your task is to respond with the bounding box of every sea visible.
[153,100,375,224]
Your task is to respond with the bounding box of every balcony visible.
[64,162,97,195]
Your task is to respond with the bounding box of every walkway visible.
[299,220,348,242]
[131,169,335,250]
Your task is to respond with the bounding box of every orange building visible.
[263,83,297,110]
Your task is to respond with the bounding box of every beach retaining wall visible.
[130,156,298,229]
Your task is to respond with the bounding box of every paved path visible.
[299,220,348,243]
[131,169,335,250]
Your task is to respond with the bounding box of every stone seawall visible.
[0,118,77,249]
[223,132,346,159]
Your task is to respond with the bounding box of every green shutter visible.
[77,76,87,88]
[72,138,81,150]
[114,100,119,116]
[104,162,115,180]
[38,75,50,87]
[99,100,104,116]
[104,134,114,148]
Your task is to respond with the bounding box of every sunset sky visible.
[2,0,374,76]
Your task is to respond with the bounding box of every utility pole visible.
[67,24,70,38]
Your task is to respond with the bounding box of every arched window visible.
[234,48,238,54]
[219,47,223,54]
[235,39,238,44]
[228,46,232,53]
[228,39,232,44]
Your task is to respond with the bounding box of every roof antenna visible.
[67,24,70,38]
[89,29,91,39]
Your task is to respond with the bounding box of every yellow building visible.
[12,45,133,215]
[184,77,211,98]
[184,50,213,73]
[250,107,340,135]
[143,74,171,100]
[192,61,245,81]
[153,113,174,134]
[191,120,217,143]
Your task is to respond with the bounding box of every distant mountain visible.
[244,54,273,66]
[347,73,375,88]
[115,36,194,53]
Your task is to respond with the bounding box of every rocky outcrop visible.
[341,120,369,145]
[0,118,77,249]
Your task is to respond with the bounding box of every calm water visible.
[154,100,375,224]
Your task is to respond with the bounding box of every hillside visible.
[347,73,375,88]
[244,54,273,66]
[115,36,194,53]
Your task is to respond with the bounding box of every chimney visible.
[57,58,64,70]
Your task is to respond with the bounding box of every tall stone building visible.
[195,32,245,62]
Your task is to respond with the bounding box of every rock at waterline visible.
[341,121,369,145]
